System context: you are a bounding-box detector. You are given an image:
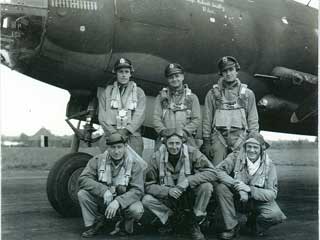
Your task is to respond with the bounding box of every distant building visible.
[2,141,25,147]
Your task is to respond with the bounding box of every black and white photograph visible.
[1,0,318,239]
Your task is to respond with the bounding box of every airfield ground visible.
[2,146,318,240]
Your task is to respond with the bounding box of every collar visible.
[220,78,240,89]
[168,151,181,167]
[118,83,128,88]
[246,156,261,176]
[111,158,125,170]
[169,86,184,95]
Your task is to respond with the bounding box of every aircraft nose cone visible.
[1,1,47,69]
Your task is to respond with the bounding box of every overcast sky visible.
[0,0,318,140]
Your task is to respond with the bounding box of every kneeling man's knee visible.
[127,201,144,220]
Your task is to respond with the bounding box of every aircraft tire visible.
[46,152,92,217]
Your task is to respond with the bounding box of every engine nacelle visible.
[257,94,298,112]
[271,66,317,87]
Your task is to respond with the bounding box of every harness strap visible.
[212,128,228,148]
[231,130,248,151]
[182,144,191,175]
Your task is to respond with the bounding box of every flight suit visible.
[97,80,146,155]
[78,150,144,233]
[215,149,286,233]
[142,144,216,224]
[202,78,259,165]
[153,85,201,148]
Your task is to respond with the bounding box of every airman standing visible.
[202,56,259,165]
[97,58,146,156]
[153,63,201,147]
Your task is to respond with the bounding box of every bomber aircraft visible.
[0,0,318,217]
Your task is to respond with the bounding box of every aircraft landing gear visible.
[46,99,100,217]
[46,152,92,217]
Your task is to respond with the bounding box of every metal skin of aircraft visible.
[1,0,318,217]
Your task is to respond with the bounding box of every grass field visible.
[1,145,317,170]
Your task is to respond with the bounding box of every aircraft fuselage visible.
[1,0,318,135]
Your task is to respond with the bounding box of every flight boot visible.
[219,224,240,240]
[190,222,206,240]
[189,213,206,240]
[81,217,105,238]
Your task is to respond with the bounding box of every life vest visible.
[160,84,192,112]
[98,151,133,194]
[158,144,191,186]
[212,82,248,130]
[107,81,138,129]
[159,85,194,131]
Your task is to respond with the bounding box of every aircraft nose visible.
[1,0,47,68]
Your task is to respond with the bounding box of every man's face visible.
[222,66,238,83]
[167,73,184,89]
[166,135,183,155]
[245,143,261,163]
[108,143,126,160]
[116,68,131,85]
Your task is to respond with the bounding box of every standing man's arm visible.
[183,94,201,136]
[153,95,167,134]
[126,88,146,134]
[246,89,259,133]
[97,87,117,134]
[202,91,214,140]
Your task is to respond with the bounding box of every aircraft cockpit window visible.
[292,0,318,9]
[1,14,45,68]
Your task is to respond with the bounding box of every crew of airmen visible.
[78,56,286,240]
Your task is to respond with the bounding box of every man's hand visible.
[103,190,113,205]
[168,187,183,199]
[234,181,251,193]
[239,191,249,202]
[104,200,120,219]
[177,179,189,191]
[216,170,227,180]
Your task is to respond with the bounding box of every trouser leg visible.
[225,129,247,151]
[254,200,287,232]
[210,136,228,166]
[215,183,238,230]
[142,194,173,224]
[128,135,144,156]
[186,137,198,149]
[192,182,213,218]
[78,189,104,227]
[123,201,144,233]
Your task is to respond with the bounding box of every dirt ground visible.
[2,157,318,240]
